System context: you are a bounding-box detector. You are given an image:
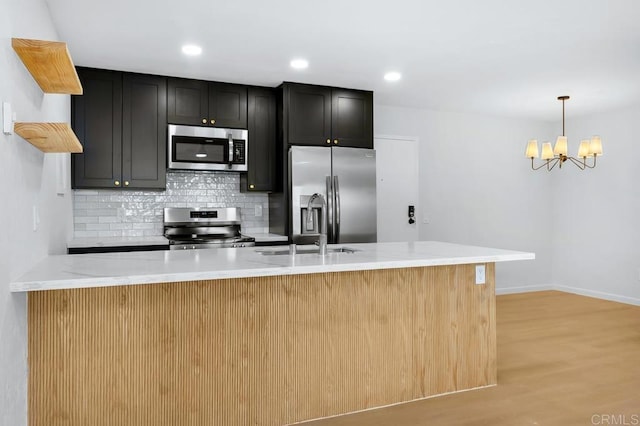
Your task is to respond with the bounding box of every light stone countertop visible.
[242,232,288,243]
[67,233,287,249]
[67,236,170,249]
[11,241,534,293]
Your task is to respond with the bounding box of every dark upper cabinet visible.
[331,89,373,149]
[209,83,247,128]
[167,79,208,126]
[122,73,167,189]
[286,84,332,146]
[168,78,247,128]
[283,82,373,149]
[241,87,277,192]
[72,68,123,188]
[72,67,167,190]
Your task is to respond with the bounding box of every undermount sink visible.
[257,246,359,256]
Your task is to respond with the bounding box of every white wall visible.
[0,0,71,424]
[375,105,554,291]
[551,104,640,305]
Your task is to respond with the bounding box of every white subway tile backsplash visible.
[132,223,154,230]
[73,171,268,238]
[74,231,99,238]
[97,230,122,237]
[74,216,98,224]
[122,230,145,237]
[109,223,133,230]
[86,223,111,231]
[98,216,119,224]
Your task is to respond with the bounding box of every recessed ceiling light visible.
[182,45,202,56]
[290,58,309,70]
[384,71,402,82]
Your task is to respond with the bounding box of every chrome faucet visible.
[306,193,327,256]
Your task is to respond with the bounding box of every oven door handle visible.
[228,134,234,167]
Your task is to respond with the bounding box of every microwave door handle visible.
[228,134,234,168]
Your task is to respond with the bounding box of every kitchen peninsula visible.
[15,241,533,426]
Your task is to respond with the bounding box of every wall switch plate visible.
[3,102,13,135]
[475,264,486,285]
[254,204,263,217]
[423,215,430,224]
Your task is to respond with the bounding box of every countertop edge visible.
[10,251,535,293]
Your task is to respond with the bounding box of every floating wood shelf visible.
[14,122,83,153]
[12,38,83,95]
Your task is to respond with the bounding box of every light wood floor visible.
[303,291,640,426]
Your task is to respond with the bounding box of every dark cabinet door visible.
[122,74,167,189]
[167,78,208,126]
[331,89,373,149]
[286,83,332,146]
[208,83,247,128]
[72,68,123,189]
[242,87,276,192]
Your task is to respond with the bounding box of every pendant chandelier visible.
[525,96,603,171]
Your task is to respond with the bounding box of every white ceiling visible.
[44,0,640,121]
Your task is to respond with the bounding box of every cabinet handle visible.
[333,139,339,144]
[202,118,207,124]
[210,119,216,125]
[249,184,255,189]
[124,181,130,187]
[114,180,120,186]
[326,139,331,144]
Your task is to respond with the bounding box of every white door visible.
[375,136,420,242]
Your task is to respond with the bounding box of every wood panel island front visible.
[12,241,534,426]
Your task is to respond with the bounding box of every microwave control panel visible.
[232,140,246,164]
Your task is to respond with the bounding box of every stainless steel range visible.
[163,207,255,250]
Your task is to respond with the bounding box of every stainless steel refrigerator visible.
[289,146,377,244]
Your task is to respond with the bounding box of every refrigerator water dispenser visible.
[300,195,321,234]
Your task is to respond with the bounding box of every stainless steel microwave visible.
[168,124,248,172]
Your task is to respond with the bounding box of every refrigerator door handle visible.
[326,175,334,242]
[334,175,341,243]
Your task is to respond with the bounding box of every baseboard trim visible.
[495,284,553,295]
[497,283,640,307]
[554,285,640,307]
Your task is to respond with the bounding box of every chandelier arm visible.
[530,158,551,171]
[567,156,587,170]
[573,155,598,169]
[547,158,560,171]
